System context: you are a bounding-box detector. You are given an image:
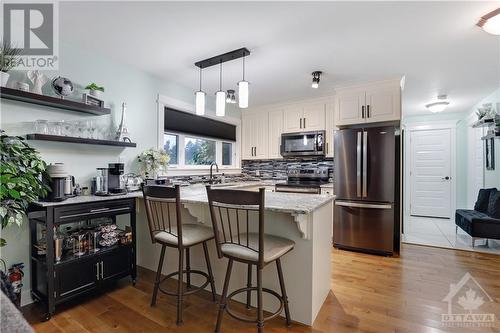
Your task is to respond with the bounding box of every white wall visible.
[0,41,240,304]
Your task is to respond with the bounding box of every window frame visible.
[157,94,241,174]
[164,131,236,170]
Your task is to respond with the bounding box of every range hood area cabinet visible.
[241,98,334,160]
[241,112,269,159]
[335,79,401,127]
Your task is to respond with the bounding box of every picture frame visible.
[82,93,104,108]
[485,137,495,170]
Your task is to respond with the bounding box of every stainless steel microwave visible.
[280,130,325,157]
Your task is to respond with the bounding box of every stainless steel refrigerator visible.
[333,126,400,255]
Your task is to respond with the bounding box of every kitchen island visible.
[136,183,334,326]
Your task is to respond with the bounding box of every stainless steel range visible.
[275,167,330,194]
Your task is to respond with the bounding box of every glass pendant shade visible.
[238,80,249,108]
[216,91,225,117]
[195,91,205,115]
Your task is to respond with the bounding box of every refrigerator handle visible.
[356,131,362,197]
[362,131,368,198]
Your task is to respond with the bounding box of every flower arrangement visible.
[138,148,170,178]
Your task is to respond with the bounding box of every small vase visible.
[89,89,102,98]
[1,72,10,87]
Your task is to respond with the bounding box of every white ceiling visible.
[60,1,500,116]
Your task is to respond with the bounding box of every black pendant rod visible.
[195,47,250,69]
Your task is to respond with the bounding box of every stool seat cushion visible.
[154,224,214,246]
[221,233,295,264]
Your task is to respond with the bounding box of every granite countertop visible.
[33,182,334,214]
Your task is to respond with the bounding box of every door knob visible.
[443,176,450,180]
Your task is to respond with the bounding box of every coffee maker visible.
[108,163,126,194]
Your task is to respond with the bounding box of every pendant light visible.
[195,67,205,115]
[215,62,225,117]
[238,54,249,108]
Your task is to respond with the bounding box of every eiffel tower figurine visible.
[115,102,131,142]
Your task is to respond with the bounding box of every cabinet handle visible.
[326,142,329,154]
[367,105,370,118]
[362,105,365,119]
[254,147,257,156]
[303,118,306,128]
[96,262,100,280]
[100,261,104,279]
[300,118,302,129]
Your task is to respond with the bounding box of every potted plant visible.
[84,83,105,98]
[138,148,170,179]
[0,131,49,247]
[0,41,21,87]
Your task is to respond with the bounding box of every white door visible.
[410,129,452,218]
[283,106,303,132]
[302,103,325,131]
[268,109,283,158]
[335,90,365,126]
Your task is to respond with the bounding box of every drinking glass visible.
[34,120,49,134]
[49,121,64,136]
[75,121,86,138]
[87,120,96,139]
[63,121,74,137]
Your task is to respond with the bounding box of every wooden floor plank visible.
[24,244,500,333]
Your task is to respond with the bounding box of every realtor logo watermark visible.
[442,272,496,328]
[1,1,59,70]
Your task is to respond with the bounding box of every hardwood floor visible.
[24,244,500,333]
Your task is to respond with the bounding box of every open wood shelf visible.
[26,133,136,147]
[1,87,111,115]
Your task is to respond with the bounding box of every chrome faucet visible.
[209,162,219,184]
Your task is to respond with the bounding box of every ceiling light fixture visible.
[215,62,225,117]
[194,48,251,114]
[477,8,500,35]
[426,95,450,113]
[238,54,249,108]
[311,71,322,89]
[226,89,236,104]
[195,67,205,115]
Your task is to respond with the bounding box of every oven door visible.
[280,131,325,157]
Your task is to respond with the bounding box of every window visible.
[222,142,232,166]
[185,137,216,165]
[163,134,178,165]
[163,132,235,169]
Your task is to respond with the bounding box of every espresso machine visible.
[108,163,126,194]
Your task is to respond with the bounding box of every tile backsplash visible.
[242,158,334,180]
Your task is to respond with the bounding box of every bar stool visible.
[206,186,295,333]
[143,185,217,325]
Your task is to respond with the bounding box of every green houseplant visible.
[85,83,105,98]
[0,41,21,87]
[0,131,49,246]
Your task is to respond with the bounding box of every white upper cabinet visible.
[283,106,303,132]
[283,103,326,132]
[303,103,326,131]
[325,103,335,158]
[364,81,401,123]
[268,109,284,159]
[335,79,401,126]
[335,89,365,126]
[241,112,269,160]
